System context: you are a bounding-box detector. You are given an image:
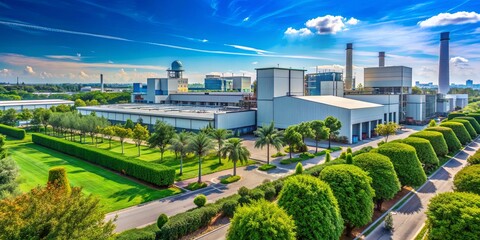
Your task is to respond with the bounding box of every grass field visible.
[54,133,255,181]
[8,139,182,212]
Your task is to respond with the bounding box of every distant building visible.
[306,71,344,96]
[204,75,233,91]
[466,79,473,87]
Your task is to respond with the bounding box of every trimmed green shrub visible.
[303,158,346,177]
[116,224,157,240]
[455,116,480,134]
[439,122,472,144]
[295,162,303,174]
[467,153,480,165]
[347,147,352,154]
[466,112,480,124]
[258,164,276,171]
[453,165,480,195]
[346,153,353,164]
[401,137,439,170]
[447,112,466,120]
[320,164,375,236]
[353,153,401,211]
[278,175,343,240]
[426,192,480,240]
[271,152,286,158]
[376,142,427,187]
[227,200,296,240]
[449,119,477,138]
[186,182,207,190]
[262,185,276,201]
[273,180,284,195]
[249,189,264,201]
[0,124,25,139]
[299,152,315,158]
[157,214,168,229]
[32,134,175,187]
[352,146,374,157]
[194,194,207,207]
[221,200,238,218]
[410,131,448,156]
[325,152,331,162]
[47,167,71,194]
[220,175,241,184]
[425,126,462,152]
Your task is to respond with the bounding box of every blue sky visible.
[0,0,479,85]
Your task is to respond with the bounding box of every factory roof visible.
[78,104,250,121]
[255,67,306,71]
[292,96,383,110]
[0,99,74,106]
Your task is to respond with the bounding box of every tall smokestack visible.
[438,32,450,94]
[379,52,385,67]
[100,74,104,93]
[345,43,353,90]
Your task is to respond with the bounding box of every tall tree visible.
[113,125,132,155]
[0,109,17,126]
[209,128,231,164]
[148,121,175,161]
[254,122,283,165]
[132,123,149,156]
[294,121,313,145]
[102,126,115,149]
[375,122,399,142]
[169,131,191,176]
[221,138,251,176]
[0,134,18,199]
[17,108,33,122]
[187,133,214,183]
[124,119,135,130]
[324,116,342,149]
[283,126,302,159]
[310,120,330,153]
[74,98,86,107]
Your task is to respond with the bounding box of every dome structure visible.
[171,60,184,71]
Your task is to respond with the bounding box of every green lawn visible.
[57,134,255,181]
[8,141,182,212]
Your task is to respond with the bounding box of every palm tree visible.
[187,132,214,183]
[209,128,231,164]
[254,122,283,165]
[221,138,250,176]
[169,131,191,176]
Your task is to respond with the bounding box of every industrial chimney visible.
[438,32,450,94]
[379,52,385,67]
[100,74,104,93]
[345,43,353,90]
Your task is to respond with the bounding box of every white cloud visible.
[24,66,35,75]
[418,11,480,28]
[251,61,258,65]
[474,27,480,34]
[224,44,274,54]
[305,15,358,34]
[79,71,89,79]
[243,17,249,22]
[0,69,8,73]
[346,17,360,25]
[450,56,469,64]
[45,55,81,61]
[284,27,313,38]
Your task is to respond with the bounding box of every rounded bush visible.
[47,167,71,194]
[427,192,480,240]
[227,200,296,240]
[295,162,303,174]
[453,165,480,194]
[278,175,343,240]
[449,119,477,138]
[425,126,462,152]
[346,153,353,164]
[455,116,480,134]
[439,122,471,145]
[193,194,207,208]
[447,112,466,120]
[157,213,168,229]
[273,180,284,195]
[249,189,264,201]
[410,131,448,156]
[222,200,238,218]
[320,164,375,233]
[376,142,427,187]
[262,185,276,201]
[401,137,439,170]
[238,186,250,197]
[467,153,480,165]
[353,153,401,210]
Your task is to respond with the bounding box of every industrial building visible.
[204,75,251,92]
[306,71,344,96]
[0,99,74,111]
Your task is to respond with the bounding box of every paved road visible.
[364,138,480,240]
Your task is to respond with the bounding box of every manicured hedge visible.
[467,152,480,165]
[439,122,472,145]
[32,133,175,187]
[425,127,462,152]
[410,131,448,157]
[453,165,480,195]
[0,124,26,139]
[449,119,477,139]
[447,112,466,120]
[303,158,346,177]
[455,117,480,134]
[466,113,480,124]
[401,137,439,170]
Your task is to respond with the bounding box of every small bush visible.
[48,167,71,194]
[384,213,394,231]
[339,151,346,159]
[249,189,264,201]
[425,126,462,152]
[258,164,276,171]
[295,162,303,174]
[116,224,157,240]
[303,158,346,177]
[262,185,276,201]
[467,153,480,165]
[346,153,353,164]
[222,200,238,218]
[220,175,241,184]
[378,140,386,146]
[449,119,477,138]
[352,146,374,157]
[325,152,331,162]
[347,147,352,154]
[271,152,286,158]
[410,131,448,156]
[439,122,472,145]
[186,182,207,191]
[194,194,207,207]
[238,186,250,197]
[273,180,284,195]
[299,152,315,159]
[0,124,26,139]
[157,214,168,229]
[453,165,480,195]
[447,112,466,120]
[455,117,480,134]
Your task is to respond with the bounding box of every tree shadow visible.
[396,194,423,215]
[417,181,437,193]
[429,168,451,181]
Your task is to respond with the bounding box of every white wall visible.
[215,111,256,129]
[364,66,412,88]
[345,94,400,123]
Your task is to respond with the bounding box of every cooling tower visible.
[438,32,450,94]
[345,43,353,90]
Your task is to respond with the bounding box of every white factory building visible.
[0,99,74,111]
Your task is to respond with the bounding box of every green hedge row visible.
[447,112,466,120]
[449,119,477,139]
[439,122,472,145]
[425,127,462,152]
[467,113,480,124]
[303,158,346,177]
[410,131,448,157]
[0,124,26,139]
[401,137,439,170]
[454,117,480,134]
[32,134,175,187]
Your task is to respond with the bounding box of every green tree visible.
[187,133,214,183]
[220,138,250,176]
[132,123,149,156]
[254,122,283,165]
[209,128,231,164]
[412,86,423,94]
[0,155,18,199]
[310,120,329,153]
[193,194,207,207]
[346,153,353,164]
[17,108,33,122]
[227,200,296,240]
[48,167,71,194]
[101,126,116,149]
[74,98,86,107]
[113,125,132,155]
[375,122,399,142]
[278,175,343,240]
[324,116,342,149]
[32,108,52,133]
[0,108,17,126]
[453,165,480,195]
[124,119,135,130]
[294,121,313,145]
[325,151,331,162]
[320,164,375,236]
[169,131,191,176]
[353,153,401,210]
[426,192,480,240]
[283,126,302,159]
[295,162,303,174]
[0,185,115,240]
[148,120,175,161]
[157,214,168,229]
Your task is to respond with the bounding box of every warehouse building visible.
[306,71,344,96]
[0,99,74,111]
